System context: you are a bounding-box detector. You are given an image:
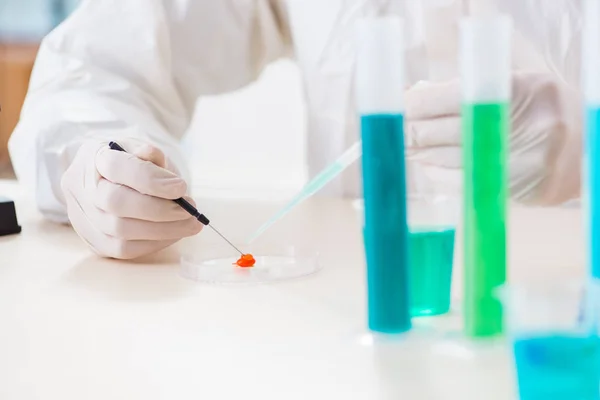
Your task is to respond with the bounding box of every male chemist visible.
[9,0,583,259]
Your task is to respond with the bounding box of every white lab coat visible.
[8,0,582,223]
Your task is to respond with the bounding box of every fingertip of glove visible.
[162,177,188,200]
[134,144,166,168]
[188,219,204,236]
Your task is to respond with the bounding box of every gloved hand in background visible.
[405,72,583,206]
[61,138,202,259]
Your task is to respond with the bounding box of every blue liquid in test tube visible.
[586,106,600,280]
[355,16,411,334]
[584,0,600,285]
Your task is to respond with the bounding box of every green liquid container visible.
[460,15,511,338]
[409,227,455,316]
[462,102,508,337]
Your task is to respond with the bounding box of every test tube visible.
[460,15,511,338]
[583,0,600,283]
[355,16,411,334]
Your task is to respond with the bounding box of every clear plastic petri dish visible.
[180,243,321,285]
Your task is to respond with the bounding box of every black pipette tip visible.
[109,141,125,152]
[173,198,210,225]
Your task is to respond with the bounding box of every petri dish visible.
[180,243,321,285]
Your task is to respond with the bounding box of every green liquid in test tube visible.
[460,16,512,338]
[463,102,509,336]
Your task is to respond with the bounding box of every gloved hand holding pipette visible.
[405,72,583,206]
[61,138,202,259]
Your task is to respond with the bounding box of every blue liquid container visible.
[361,114,411,334]
[586,107,600,279]
[513,334,600,399]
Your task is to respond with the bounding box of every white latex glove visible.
[61,138,202,259]
[405,72,583,206]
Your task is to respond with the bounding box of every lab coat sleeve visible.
[492,0,582,86]
[8,0,290,223]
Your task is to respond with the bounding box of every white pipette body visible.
[246,141,362,243]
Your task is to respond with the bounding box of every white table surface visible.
[0,180,585,400]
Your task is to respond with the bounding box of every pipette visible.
[108,141,244,256]
[246,140,362,243]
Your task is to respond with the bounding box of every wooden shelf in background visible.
[0,43,39,170]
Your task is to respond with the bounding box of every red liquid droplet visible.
[234,254,256,268]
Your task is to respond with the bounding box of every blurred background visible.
[0,0,307,199]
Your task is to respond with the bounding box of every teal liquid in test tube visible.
[409,226,455,316]
[583,0,600,286]
[355,16,411,334]
[353,195,457,317]
[460,16,512,338]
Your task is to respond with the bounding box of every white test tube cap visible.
[354,16,405,114]
[583,0,600,104]
[460,15,512,103]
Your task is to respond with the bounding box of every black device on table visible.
[0,197,21,236]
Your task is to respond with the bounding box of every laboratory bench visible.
[0,179,585,399]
